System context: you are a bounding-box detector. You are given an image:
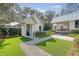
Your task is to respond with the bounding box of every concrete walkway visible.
[25,36,52,45]
[20,36,52,56]
[20,43,51,56]
[20,35,75,56]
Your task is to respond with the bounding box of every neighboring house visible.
[21,14,43,37]
[51,10,79,32]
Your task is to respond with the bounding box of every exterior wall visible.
[34,24,43,32]
[69,21,75,31]
[52,20,79,32]
[69,20,79,30]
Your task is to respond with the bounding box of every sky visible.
[20,3,66,13]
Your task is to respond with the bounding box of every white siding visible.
[69,21,75,30]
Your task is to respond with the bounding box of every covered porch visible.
[53,21,70,32]
[21,16,36,37]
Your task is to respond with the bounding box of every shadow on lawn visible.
[20,36,32,42]
[0,43,10,49]
[36,38,56,46]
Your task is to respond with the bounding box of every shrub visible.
[50,30,56,32]
[9,28,21,36]
[46,31,53,35]
[0,28,7,36]
[0,32,3,35]
[70,30,79,34]
[34,31,49,38]
[46,30,56,35]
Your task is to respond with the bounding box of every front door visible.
[26,24,30,36]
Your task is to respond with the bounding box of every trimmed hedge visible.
[0,28,21,37]
[70,30,79,34]
[34,31,49,38]
[46,30,56,35]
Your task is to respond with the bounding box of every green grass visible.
[0,37,31,56]
[36,38,73,56]
[68,33,79,39]
[20,36,32,42]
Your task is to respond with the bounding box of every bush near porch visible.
[70,29,79,34]
[68,29,79,39]
[34,31,49,38]
[46,30,56,35]
[34,30,56,38]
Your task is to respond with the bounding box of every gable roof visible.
[51,10,79,23]
[20,14,42,25]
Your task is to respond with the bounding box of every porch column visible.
[41,25,43,31]
[21,23,26,37]
[31,24,35,36]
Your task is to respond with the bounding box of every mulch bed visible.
[68,43,79,56]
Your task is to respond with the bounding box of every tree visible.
[0,3,22,36]
[60,3,79,16]
[0,3,22,24]
[44,10,56,30]
[22,7,36,19]
[0,4,13,24]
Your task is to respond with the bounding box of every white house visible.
[21,14,43,37]
[51,10,79,32]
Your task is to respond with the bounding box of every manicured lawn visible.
[36,38,73,56]
[0,37,31,56]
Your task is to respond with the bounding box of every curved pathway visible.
[20,36,52,56]
[20,43,51,56]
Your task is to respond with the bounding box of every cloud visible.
[36,8,46,13]
[35,5,63,14]
[52,5,63,14]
